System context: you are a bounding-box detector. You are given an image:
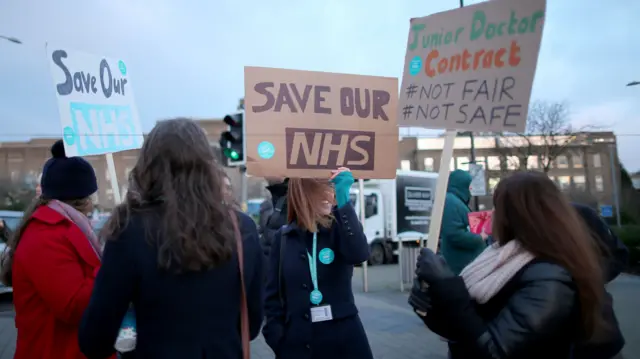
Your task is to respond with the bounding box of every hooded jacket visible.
[440,170,486,275]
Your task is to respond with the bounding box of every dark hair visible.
[1,196,92,286]
[101,118,234,272]
[492,172,604,338]
[287,178,335,233]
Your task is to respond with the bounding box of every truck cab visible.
[349,188,389,265]
[349,170,438,265]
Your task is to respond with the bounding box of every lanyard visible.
[307,232,319,293]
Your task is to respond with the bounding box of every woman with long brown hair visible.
[409,171,613,359]
[2,140,107,359]
[78,118,264,359]
[262,168,373,359]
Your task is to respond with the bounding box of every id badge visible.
[310,305,333,323]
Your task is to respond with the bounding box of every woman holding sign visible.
[409,172,615,359]
[262,167,373,359]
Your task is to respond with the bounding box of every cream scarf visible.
[459,239,535,304]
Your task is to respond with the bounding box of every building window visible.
[527,155,539,169]
[548,175,556,183]
[450,158,455,171]
[487,156,501,171]
[506,156,520,170]
[489,178,500,193]
[557,176,571,191]
[457,156,469,171]
[475,156,486,169]
[400,160,411,171]
[595,175,604,192]
[593,153,602,168]
[424,157,435,172]
[573,175,586,191]
[555,156,569,169]
[10,171,19,183]
[365,194,379,219]
[572,153,583,168]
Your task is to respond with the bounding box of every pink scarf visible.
[47,200,103,259]
[459,239,535,304]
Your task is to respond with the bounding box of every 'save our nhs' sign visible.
[46,45,144,157]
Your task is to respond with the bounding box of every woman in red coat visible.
[1,140,105,359]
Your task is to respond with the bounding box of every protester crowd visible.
[0,117,628,359]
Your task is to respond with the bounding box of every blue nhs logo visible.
[64,102,144,157]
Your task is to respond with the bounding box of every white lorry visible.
[349,170,439,265]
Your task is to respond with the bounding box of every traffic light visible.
[219,112,245,167]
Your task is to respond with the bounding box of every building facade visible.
[0,124,620,211]
[399,131,620,210]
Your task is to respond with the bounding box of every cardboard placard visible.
[46,45,144,157]
[244,66,399,179]
[398,0,546,132]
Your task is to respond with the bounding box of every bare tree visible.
[494,100,585,173]
[0,179,36,211]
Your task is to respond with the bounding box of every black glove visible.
[415,248,454,284]
[408,279,431,317]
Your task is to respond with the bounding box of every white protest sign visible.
[46,45,144,157]
[469,163,487,196]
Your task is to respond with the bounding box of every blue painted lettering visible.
[68,102,142,156]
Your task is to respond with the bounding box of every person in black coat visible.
[262,168,373,359]
[572,203,629,281]
[571,203,627,359]
[0,220,11,244]
[259,178,289,259]
[77,118,264,359]
[409,172,614,359]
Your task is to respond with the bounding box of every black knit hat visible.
[41,140,98,201]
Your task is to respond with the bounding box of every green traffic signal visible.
[223,148,240,160]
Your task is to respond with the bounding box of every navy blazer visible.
[78,209,264,359]
[262,204,372,359]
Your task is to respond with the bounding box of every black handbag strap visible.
[278,226,287,308]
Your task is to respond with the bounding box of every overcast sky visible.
[1,0,638,170]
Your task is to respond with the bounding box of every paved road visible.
[0,266,637,359]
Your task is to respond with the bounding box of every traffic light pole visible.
[240,165,248,212]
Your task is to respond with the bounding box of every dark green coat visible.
[440,170,486,275]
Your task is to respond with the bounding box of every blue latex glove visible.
[331,170,354,208]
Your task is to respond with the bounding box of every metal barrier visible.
[400,247,422,287]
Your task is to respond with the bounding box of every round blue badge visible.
[408,56,422,76]
[63,126,76,146]
[318,248,335,265]
[257,141,275,159]
[118,60,127,75]
[310,290,323,305]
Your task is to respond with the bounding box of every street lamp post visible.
[0,35,22,44]
[457,0,481,210]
